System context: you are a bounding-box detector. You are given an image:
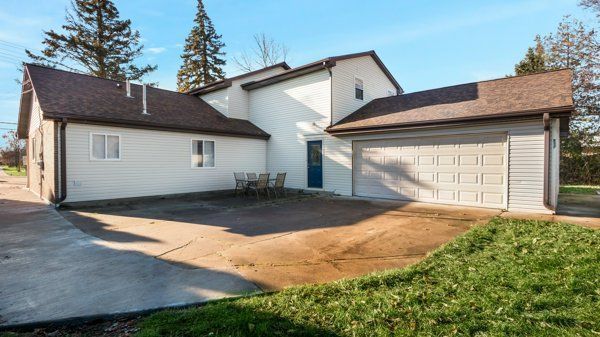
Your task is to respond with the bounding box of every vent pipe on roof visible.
[125,79,132,98]
[142,84,149,115]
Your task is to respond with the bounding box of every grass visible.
[1,165,26,176]
[560,185,600,195]
[136,218,600,337]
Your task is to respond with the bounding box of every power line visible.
[0,39,41,53]
[0,122,18,125]
[0,51,23,62]
[0,47,26,58]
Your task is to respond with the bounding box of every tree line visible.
[26,0,288,92]
[514,0,599,184]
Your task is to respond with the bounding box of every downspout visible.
[326,62,333,126]
[542,113,554,212]
[56,118,67,204]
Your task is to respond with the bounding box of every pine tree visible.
[177,0,226,92]
[26,0,156,81]
[514,36,548,75]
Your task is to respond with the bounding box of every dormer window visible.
[354,77,364,100]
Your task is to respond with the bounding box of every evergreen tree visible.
[514,36,548,75]
[26,0,156,81]
[177,0,226,92]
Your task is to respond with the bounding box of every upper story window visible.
[191,140,215,168]
[91,133,120,160]
[354,77,364,100]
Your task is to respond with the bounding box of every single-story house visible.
[17,50,574,213]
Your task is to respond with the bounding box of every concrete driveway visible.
[1,171,502,327]
[0,173,257,327]
[61,193,500,291]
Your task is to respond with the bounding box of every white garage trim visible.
[352,132,508,209]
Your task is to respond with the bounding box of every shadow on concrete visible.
[0,189,260,328]
[556,193,600,218]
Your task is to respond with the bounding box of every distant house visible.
[17,50,573,213]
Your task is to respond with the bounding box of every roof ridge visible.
[25,63,193,97]
[392,68,572,97]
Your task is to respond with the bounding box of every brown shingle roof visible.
[21,64,270,139]
[328,69,574,133]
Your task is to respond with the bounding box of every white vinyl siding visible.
[248,69,331,189]
[325,120,550,213]
[199,66,287,120]
[65,123,266,203]
[200,89,228,115]
[331,56,398,124]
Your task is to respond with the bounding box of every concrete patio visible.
[2,170,598,328]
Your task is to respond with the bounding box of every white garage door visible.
[353,133,507,208]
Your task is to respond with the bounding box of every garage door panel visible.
[353,133,507,209]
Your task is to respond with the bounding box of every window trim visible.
[190,139,216,169]
[89,132,122,161]
[354,76,364,101]
[32,137,37,163]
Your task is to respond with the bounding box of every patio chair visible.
[269,172,287,198]
[247,173,270,200]
[234,172,247,196]
[246,172,257,181]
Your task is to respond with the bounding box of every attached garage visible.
[327,69,575,214]
[353,133,507,209]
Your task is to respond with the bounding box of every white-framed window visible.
[191,139,215,168]
[90,133,121,160]
[354,77,364,100]
[31,137,38,163]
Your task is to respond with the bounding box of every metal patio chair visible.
[234,172,247,196]
[247,173,270,200]
[269,172,287,198]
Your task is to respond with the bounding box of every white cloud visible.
[147,47,166,54]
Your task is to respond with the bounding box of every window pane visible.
[107,136,120,159]
[204,141,215,167]
[355,88,364,100]
[354,78,363,90]
[192,140,203,167]
[92,134,106,159]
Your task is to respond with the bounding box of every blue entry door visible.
[307,140,323,188]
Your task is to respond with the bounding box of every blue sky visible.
[0,0,594,140]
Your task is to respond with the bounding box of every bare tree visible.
[233,33,289,72]
[580,0,600,18]
[1,131,26,171]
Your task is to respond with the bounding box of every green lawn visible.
[1,165,26,176]
[137,218,599,337]
[560,185,600,195]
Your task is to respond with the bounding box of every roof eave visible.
[17,65,33,139]
[188,62,292,95]
[43,113,271,140]
[326,106,574,135]
[241,61,335,91]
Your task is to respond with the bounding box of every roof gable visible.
[240,51,402,92]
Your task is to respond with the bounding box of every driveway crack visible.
[155,239,195,258]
